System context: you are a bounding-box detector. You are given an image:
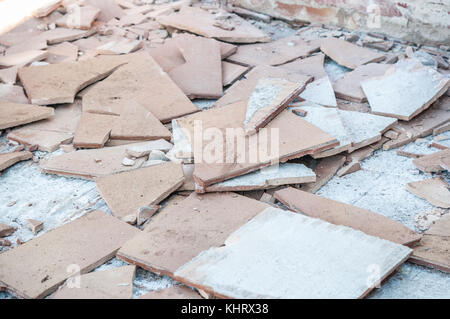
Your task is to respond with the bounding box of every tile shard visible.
[222,61,249,86]
[0,223,16,238]
[0,50,48,68]
[362,59,450,121]
[56,5,100,30]
[156,7,270,44]
[0,151,33,172]
[139,285,202,299]
[0,210,140,299]
[406,178,450,209]
[412,149,450,173]
[73,112,113,149]
[174,207,412,299]
[0,101,54,130]
[27,219,44,235]
[300,155,347,193]
[299,76,337,107]
[0,84,28,104]
[274,187,421,247]
[320,37,385,69]
[52,265,136,299]
[125,139,173,158]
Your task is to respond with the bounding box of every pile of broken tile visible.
[0,0,449,299]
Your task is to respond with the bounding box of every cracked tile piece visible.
[41,27,98,45]
[169,34,222,99]
[139,286,202,299]
[18,55,128,105]
[117,192,270,277]
[0,101,54,130]
[320,37,385,69]
[300,155,346,194]
[0,223,16,238]
[279,54,327,80]
[84,0,124,22]
[96,38,142,55]
[0,84,28,104]
[52,265,136,299]
[204,163,316,192]
[275,187,421,247]
[27,219,44,235]
[73,113,113,148]
[0,66,18,84]
[0,151,32,172]
[82,52,199,123]
[174,207,412,299]
[0,210,139,299]
[125,139,173,158]
[41,142,150,179]
[333,63,390,103]
[222,61,249,86]
[0,50,47,67]
[56,5,100,30]
[362,59,450,121]
[413,149,450,173]
[45,42,79,64]
[299,76,337,107]
[156,7,270,44]
[95,162,185,220]
[244,78,306,135]
[406,178,450,209]
[410,214,450,273]
[227,35,320,66]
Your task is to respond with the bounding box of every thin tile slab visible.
[410,214,450,273]
[125,139,173,158]
[46,41,79,64]
[156,7,270,44]
[0,101,54,130]
[413,149,450,173]
[227,35,320,66]
[0,223,16,238]
[0,66,18,84]
[0,210,140,299]
[406,178,450,209]
[117,192,270,277]
[362,59,450,121]
[300,155,346,193]
[222,61,249,86]
[299,76,337,107]
[94,162,185,220]
[279,53,327,79]
[174,207,412,299]
[56,5,100,30]
[52,265,136,299]
[41,27,97,45]
[73,112,113,148]
[0,84,28,104]
[274,187,421,247]
[96,38,142,55]
[0,50,47,67]
[82,52,199,123]
[0,151,32,172]
[139,286,202,299]
[320,37,385,69]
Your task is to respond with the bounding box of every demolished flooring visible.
[1,0,450,299]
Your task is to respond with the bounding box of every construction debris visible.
[0,223,16,238]
[0,101,54,130]
[27,219,44,235]
[139,285,202,299]
[406,178,450,208]
[413,149,450,173]
[0,151,33,172]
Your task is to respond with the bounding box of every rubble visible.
[0,223,16,238]
[0,151,33,172]
[27,219,44,235]
[0,101,54,130]
[406,178,450,209]
[412,149,450,173]
[139,285,202,299]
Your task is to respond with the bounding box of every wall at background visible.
[232,0,450,45]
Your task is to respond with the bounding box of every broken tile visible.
[73,112,113,148]
[95,162,184,220]
[433,122,450,136]
[174,207,411,299]
[406,178,450,208]
[0,101,54,130]
[320,37,385,69]
[96,38,143,55]
[362,59,450,121]
[0,210,139,299]
[139,285,202,299]
[27,219,44,235]
[227,35,319,66]
[82,52,199,123]
[300,155,346,193]
[0,223,15,238]
[52,265,135,299]
[204,163,316,192]
[333,63,391,103]
[0,84,29,104]
[117,192,270,276]
[168,34,223,99]
[41,27,97,45]
[125,139,173,158]
[84,0,124,22]
[299,75,337,107]
[18,55,128,105]
[410,213,450,273]
[244,77,307,135]
[337,161,361,177]
[0,50,47,68]
[413,149,450,173]
[222,61,249,86]
[56,5,100,30]
[40,142,151,179]
[156,7,270,44]
[279,54,327,80]
[45,41,79,64]
[119,12,148,27]
[275,187,421,246]
[0,66,18,84]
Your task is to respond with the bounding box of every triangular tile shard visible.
[82,52,199,123]
[94,162,185,220]
[56,5,101,30]
[204,163,316,192]
[299,76,337,107]
[320,37,385,69]
[244,77,306,135]
[156,7,270,44]
[300,155,346,194]
[73,112,113,148]
[410,214,450,273]
[227,35,320,66]
[0,210,140,299]
[0,151,33,172]
[168,34,223,99]
[18,55,128,105]
[0,101,54,130]
[139,286,202,299]
[222,61,249,86]
[125,139,173,158]
[274,187,421,247]
[117,192,270,277]
[362,59,450,121]
[333,63,391,103]
[40,142,151,179]
[174,207,412,299]
[110,104,171,141]
[413,149,450,173]
[52,265,136,299]
[406,178,450,209]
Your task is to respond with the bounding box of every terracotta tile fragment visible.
[0,50,48,68]
[73,112,114,148]
[300,155,346,193]
[413,149,450,173]
[41,27,98,45]
[84,0,124,22]
[222,61,249,86]
[0,101,54,130]
[96,38,143,55]
[0,151,33,172]
[0,223,16,238]
[125,139,173,158]
[139,285,202,299]
[0,66,18,84]
[406,178,450,208]
[56,5,100,30]
[0,84,29,104]
[336,161,361,177]
[45,42,79,64]
[0,210,140,299]
[27,219,44,235]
